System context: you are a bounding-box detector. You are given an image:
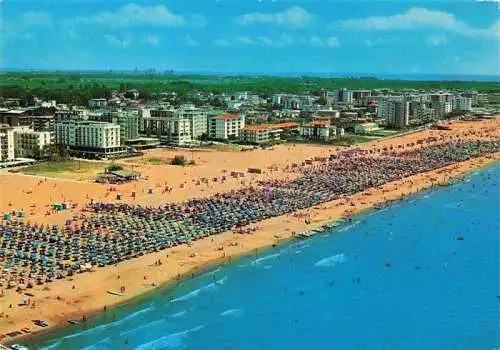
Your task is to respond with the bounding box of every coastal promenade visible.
[0,117,498,345]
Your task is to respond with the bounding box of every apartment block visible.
[13,126,52,158]
[55,119,126,158]
[452,97,472,111]
[378,99,409,129]
[208,114,245,140]
[0,125,15,162]
[300,121,336,141]
[140,105,206,145]
[241,123,299,144]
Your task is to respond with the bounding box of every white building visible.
[88,98,108,108]
[430,93,453,104]
[452,97,472,111]
[378,99,409,129]
[300,121,336,141]
[208,114,245,140]
[227,100,243,110]
[354,122,380,135]
[431,101,452,118]
[55,119,125,158]
[0,125,15,162]
[140,105,207,145]
[13,126,52,158]
[271,94,282,106]
[71,107,89,120]
[333,88,353,104]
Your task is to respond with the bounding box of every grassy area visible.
[208,143,247,152]
[487,93,500,104]
[330,135,379,146]
[124,156,170,165]
[21,160,109,180]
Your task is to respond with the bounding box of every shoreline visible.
[4,153,499,347]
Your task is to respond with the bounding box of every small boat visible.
[296,231,316,239]
[107,290,123,296]
[10,344,30,350]
[32,320,48,327]
[67,319,81,325]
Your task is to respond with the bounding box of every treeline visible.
[1,72,499,106]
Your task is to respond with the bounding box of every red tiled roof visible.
[305,121,330,127]
[215,114,239,120]
[243,122,299,131]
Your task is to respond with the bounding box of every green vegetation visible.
[330,135,379,146]
[22,159,108,177]
[261,139,285,148]
[170,155,195,166]
[487,93,500,104]
[1,72,499,106]
[209,143,246,152]
[106,163,124,171]
[125,156,170,165]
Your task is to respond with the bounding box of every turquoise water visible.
[31,164,499,350]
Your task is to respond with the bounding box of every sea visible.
[29,163,499,350]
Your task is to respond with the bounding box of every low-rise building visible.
[208,114,245,140]
[354,122,380,134]
[241,123,299,144]
[88,98,108,109]
[300,121,336,141]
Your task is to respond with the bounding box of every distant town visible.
[0,79,498,168]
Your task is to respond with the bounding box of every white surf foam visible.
[40,339,62,350]
[170,310,187,318]
[113,306,157,326]
[251,253,280,265]
[216,275,228,285]
[220,308,243,317]
[80,337,111,350]
[314,253,348,268]
[171,282,216,302]
[338,221,360,232]
[134,325,205,350]
[120,319,167,338]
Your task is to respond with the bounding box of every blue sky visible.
[1,0,499,75]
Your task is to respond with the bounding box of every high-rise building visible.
[378,99,409,129]
[0,125,15,162]
[140,104,206,145]
[55,119,126,158]
[333,88,353,104]
[431,101,452,118]
[95,109,140,144]
[452,97,472,112]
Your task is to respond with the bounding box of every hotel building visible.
[208,114,246,140]
[55,119,126,158]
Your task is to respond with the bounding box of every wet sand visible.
[0,118,498,344]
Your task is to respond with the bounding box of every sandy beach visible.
[0,117,498,344]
